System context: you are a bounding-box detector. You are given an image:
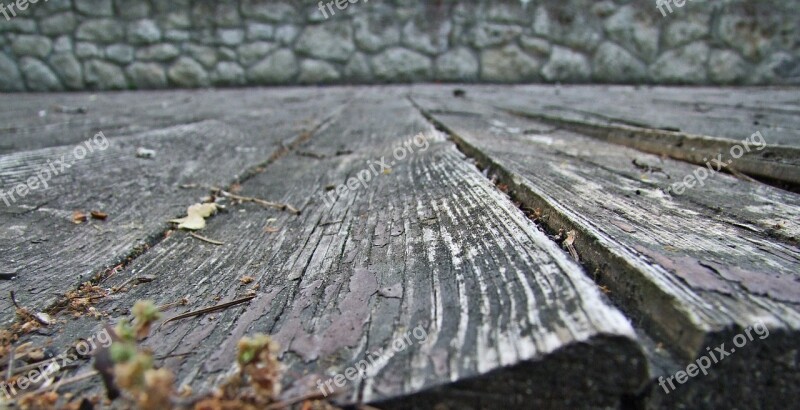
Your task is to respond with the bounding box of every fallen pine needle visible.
[190,232,225,245]
[159,295,256,329]
[216,189,300,215]
[726,164,760,183]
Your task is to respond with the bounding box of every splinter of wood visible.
[10,291,49,326]
[216,188,301,215]
[189,232,225,245]
[111,275,156,293]
[159,295,256,328]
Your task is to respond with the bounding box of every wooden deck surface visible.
[0,85,798,409]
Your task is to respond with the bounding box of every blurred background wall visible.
[0,0,797,91]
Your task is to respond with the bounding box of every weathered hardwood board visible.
[0,90,353,323]
[411,93,800,407]
[433,85,800,186]
[0,88,350,154]
[42,89,647,408]
[451,85,800,145]
[411,92,800,245]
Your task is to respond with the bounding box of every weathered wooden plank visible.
[0,88,349,154]
[411,93,800,407]
[34,89,648,408]
[452,85,800,145]
[434,85,800,186]
[0,89,353,324]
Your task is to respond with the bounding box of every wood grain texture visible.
[0,88,352,154]
[438,85,800,186]
[3,85,799,408]
[37,88,647,408]
[0,89,354,323]
[411,91,800,407]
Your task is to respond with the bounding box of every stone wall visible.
[0,0,797,91]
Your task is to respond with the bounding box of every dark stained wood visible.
[410,91,800,408]
[434,85,800,186]
[33,88,647,408]
[0,89,354,324]
[3,85,799,409]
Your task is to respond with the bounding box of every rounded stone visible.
[0,19,37,34]
[77,20,125,43]
[117,1,151,19]
[480,45,541,82]
[486,1,535,25]
[343,52,372,81]
[211,61,246,86]
[136,44,180,61]
[246,22,274,41]
[75,0,114,17]
[238,42,277,67]
[542,47,591,82]
[163,12,191,30]
[218,47,237,61]
[84,59,127,89]
[533,5,601,52]
[592,42,647,82]
[402,18,451,55]
[40,12,77,36]
[53,36,73,53]
[126,62,168,89]
[185,44,219,68]
[717,14,773,60]
[168,57,210,87]
[470,23,523,49]
[12,35,53,58]
[241,1,298,23]
[128,20,162,44]
[519,36,551,57]
[708,49,748,84]
[296,24,355,62]
[247,49,298,84]
[664,18,709,49]
[49,53,84,89]
[650,42,710,84]
[38,0,72,14]
[0,52,25,91]
[75,42,102,59]
[752,52,797,84]
[353,13,400,53]
[603,5,659,62]
[217,29,245,46]
[275,25,300,45]
[164,30,190,42]
[435,48,479,81]
[20,57,63,91]
[106,44,135,64]
[298,59,341,84]
[371,47,432,82]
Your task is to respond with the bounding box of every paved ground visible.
[0,85,798,409]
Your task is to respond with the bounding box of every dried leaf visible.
[72,211,87,224]
[90,211,108,220]
[170,203,218,231]
[564,230,576,247]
